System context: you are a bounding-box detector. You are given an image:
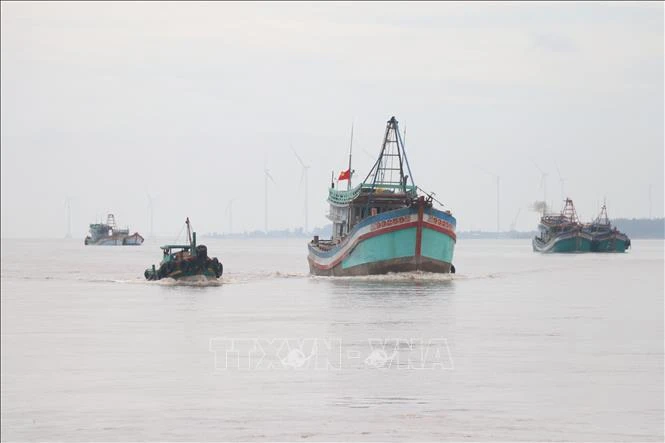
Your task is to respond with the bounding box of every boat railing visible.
[328,184,417,205]
[328,185,362,205]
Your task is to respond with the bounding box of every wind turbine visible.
[264,168,277,233]
[292,147,310,234]
[533,161,549,211]
[648,183,652,219]
[64,197,72,238]
[509,208,521,232]
[225,198,236,235]
[146,193,155,239]
[477,166,501,233]
[554,161,566,201]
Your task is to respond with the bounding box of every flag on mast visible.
[338,169,350,181]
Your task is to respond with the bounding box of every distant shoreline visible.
[1,218,661,241]
[202,218,664,240]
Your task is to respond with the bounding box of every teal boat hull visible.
[590,233,631,253]
[532,231,593,253]
[308,206,456,276]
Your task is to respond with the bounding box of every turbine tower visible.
[649,183,652,219]
[264,169,276,233]
[509,208,521,232]
[555,161,566,201]
[292,147,310,234]
[225,199,235,235]
[533,161,549,211]
[64,197,72,239]
[477,166,501,233]
[146,193,155,239]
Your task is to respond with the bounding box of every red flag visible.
[338,169,350,181]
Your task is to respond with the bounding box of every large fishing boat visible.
[84,213,144,246]
[584,203,631,252]
[532,199,592,253]
[307,116,457,276]
[144,218,223,281]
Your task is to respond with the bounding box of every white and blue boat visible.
[307,116,457,276]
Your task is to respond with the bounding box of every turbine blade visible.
[298,168,305,188]
[265,170,277,185]
[554,161,564,181]
[291,146,306,168]
[532,160,544,174]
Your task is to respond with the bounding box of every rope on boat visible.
[172,223,186,245]
[416,186,446,208]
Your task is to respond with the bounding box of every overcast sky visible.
[1,1,663,238]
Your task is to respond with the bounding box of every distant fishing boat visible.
[84,213,144,246]
[532,198,592,253]
[144,218,223,281]
[307,116,457,276]
[584,203,631,252]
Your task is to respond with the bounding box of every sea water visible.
[1,238,663,441]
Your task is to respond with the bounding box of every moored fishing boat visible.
[584,203,631,252]
[532,198,592,253]
[307,116,457,276]
[144,218,223,281]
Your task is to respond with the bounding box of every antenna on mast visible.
[347,122,354,190]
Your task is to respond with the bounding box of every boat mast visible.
[561,199,580,224]
[362,116,415,193]
[347,123,353,190]
[595,199,610,226]
[186,217,192,245]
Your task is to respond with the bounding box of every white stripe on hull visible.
[532,231,592,252]
[308,213,418,267]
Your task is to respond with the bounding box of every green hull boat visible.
[533,198,593,253]
[584,204,631,253]
[144,218,223,281]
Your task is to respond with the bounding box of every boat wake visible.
[153,276,223,287]
[312,271,456,282]
[6,268,558,286]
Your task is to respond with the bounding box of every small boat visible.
[84,213,144,246]
[144,218,223,281]
[584,203,631,252]
[532,198,592,253]
[307,116,457,276]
